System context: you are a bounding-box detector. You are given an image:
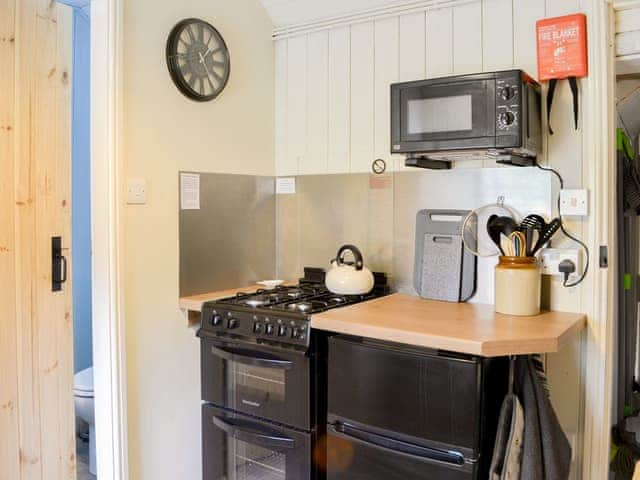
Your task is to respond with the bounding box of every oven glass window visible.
[407,95,473,134]
[228,363,286,407]
[228,439,286,480]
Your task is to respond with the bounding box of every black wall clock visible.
[166,18,231,102]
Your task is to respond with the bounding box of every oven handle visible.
[212,415,296,450]
[210,344,294,370]
[330,422,466,467]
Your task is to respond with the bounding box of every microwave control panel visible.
[495,75,521,135]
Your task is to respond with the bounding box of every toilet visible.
[74,367,96,476]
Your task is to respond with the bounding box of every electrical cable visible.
[535,162,590,287]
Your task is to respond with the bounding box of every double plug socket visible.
[539,248,582,281]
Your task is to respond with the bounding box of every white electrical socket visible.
[540,248,582,280]
[127,178,147,205]
[560,189,588,216]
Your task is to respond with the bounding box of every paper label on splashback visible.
[276,177,296,194]
[180,173,200,210]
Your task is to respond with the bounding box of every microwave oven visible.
[390,70,541,169]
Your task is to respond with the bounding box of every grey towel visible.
[515,356,572,480]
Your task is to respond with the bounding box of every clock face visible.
[166,18,230,102]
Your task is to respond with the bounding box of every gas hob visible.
[200,268,388,349]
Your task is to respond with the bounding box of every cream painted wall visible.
[122,1,274,478]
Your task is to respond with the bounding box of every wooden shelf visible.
[310,293,586,357]
[179,285,265,325]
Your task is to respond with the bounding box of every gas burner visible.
[243,299,266,307]
[328,297,346,303]
[286,302,313,312]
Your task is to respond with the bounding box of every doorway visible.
[63,1,96,478]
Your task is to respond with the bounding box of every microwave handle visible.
[213,415,296,450]
[210,344,294,370]
[330,422,465,467]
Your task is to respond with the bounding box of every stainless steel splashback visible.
[276,168,552,304]
[180,168,552,303]
[179,172,276,296]
[276,174,394,282]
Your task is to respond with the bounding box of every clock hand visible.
[198,52,217,88]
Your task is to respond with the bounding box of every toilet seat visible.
[74,367,94,398]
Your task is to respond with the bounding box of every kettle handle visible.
[336,245,364,271]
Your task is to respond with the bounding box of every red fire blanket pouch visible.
[536,13,588,134]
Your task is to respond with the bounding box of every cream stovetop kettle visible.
[325,245,374,295]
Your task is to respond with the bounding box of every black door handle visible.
[210,344,294,370]
[52,236,68,292]
[330,422,465,466]
[212,415,296,450]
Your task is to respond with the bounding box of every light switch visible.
[559,189,588,216]
[127,179,147,205]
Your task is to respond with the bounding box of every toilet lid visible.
[74,367,94,393]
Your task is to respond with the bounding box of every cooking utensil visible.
[487,215,505,255]
[325,244,374,295]
[509,231,527,257]
[487,216,519,255]
[519,214,546,232]
[500,234,512,257]
[531,218,562,255]
[518,214,547,256]
[462,199,518,257]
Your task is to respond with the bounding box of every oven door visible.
[391,78,496,152]
[200,334,311,430]
[203,404,312,480]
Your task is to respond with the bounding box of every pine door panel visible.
[0,1,75,479]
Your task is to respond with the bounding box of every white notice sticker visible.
[180,173,200,210]
[276,177,296,194]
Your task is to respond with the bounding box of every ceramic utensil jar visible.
[494,256,541,316]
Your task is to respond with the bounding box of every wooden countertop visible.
[311,293,586,357]
[179,285,264,312]
[179,285,267,325]
[179,289,586,356]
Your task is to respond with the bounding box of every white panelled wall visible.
[275,0,583,177]
[274,0,589,477]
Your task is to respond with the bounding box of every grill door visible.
[201,335,311,430]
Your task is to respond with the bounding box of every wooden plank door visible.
[0,0,75,479]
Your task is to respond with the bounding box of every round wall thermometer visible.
[165,18,231,102]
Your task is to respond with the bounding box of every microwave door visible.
[400,80,496,150]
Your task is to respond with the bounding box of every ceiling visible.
[258,0,414,28]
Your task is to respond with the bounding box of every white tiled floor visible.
[77,437,96,480]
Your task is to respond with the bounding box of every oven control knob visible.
[278,325,288,337]
[291,327,303,339]
[210,314,222,326]
[253,322,263,334]
[227,318,239,329]
[498,111,515,127]
[265,324,275,335]
[500,86,515,101]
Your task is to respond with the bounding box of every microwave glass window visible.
[227,438,286,480]
[407,95,473,134]
[227,362,286,407]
